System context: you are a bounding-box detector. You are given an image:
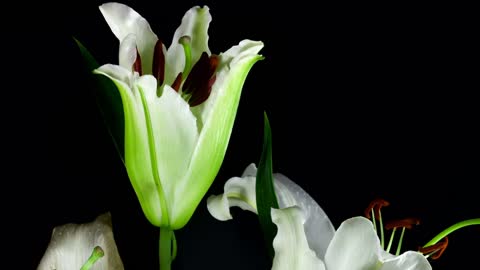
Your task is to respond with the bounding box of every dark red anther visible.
[171,72,183,92]
[182,52,219,107]
[385,218,421,230]
[152,40,165,85]
[418,237,449,260]
[365,199,390,220]
[133,49,143,75]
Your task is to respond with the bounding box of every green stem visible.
[423,218,480,247]
[160,227,173,270]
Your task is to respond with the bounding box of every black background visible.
[5,0,478,269]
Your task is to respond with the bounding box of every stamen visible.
[365,199,390,248]
[179,36,192,78]
[171,73,183,92]
[419,237,449,260]
[152,40,166,86]
[80,246,104,270]
[385,218,420,255]
[364,198,390,219]
[133,49,143,75]
[182,52,219,106]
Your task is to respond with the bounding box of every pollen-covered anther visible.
[171,72,183,92]
[133,48,143,75]
[385,218,421,230]
[419,237,449,260]
[365,198,390,220]
[152,40,166,85]
[182,52,219,106]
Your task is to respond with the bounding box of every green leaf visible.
[256,112,279,260]
[74,37,125,163]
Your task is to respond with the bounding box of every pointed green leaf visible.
[74,37,125,162]
[256,112,279,260]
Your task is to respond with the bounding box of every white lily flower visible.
[94,3,263,229]
[207,163,335,263]
[207,164,432,270]
[37,213,124,270]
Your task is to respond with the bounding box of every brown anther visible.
[133,49,143,75]
[182,52,219,107]
[365,198,390,220]
[385,218,421,230]
[171,72,183,92]
[418,237,449,260]
[152,40,165,85]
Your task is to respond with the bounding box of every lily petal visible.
[207,163,334,260]
[274,173,335,260]
[207,175,257,221]
[165,6,212,85]
[271,207,325,270]
[100,2,158,74]
[325,217,382,270]
[119,33,138,70]
[143,83,199,217]
[380,251,432,270]
[94,65,163,226]
[38,213,124,270]
[171,40,263,229]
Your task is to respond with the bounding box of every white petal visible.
[165,6,211,85]
[271,207,325,270]
[94,67,164,226]
[169,40,263,229]
[274,174,335,260]
[325,217,382,270]
[38,213,124,270]
[119,33,138,70]
[191,39,264,130]
[380,251,432,270]
[99,3,158,74]
[139,82,199,217]
[241,162,257,177]
[207,176,257,221]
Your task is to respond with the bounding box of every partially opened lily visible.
[94,2,263,229]
[38,213,124,270]
[207,164,432,270]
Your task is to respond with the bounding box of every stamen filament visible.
[378,210,385,249]
[371,208,377,232]
[423,218,480,247]
[386,227,396,253]
[179,36,192,78]
[396,227,406,256]
[80,246,104,270]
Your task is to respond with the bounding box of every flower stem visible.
[160,227,174,270]
[423,218,480,247]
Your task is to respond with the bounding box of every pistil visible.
[80,246,104,270]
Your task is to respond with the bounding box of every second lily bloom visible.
[95,3,263,229]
